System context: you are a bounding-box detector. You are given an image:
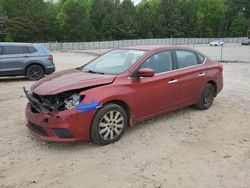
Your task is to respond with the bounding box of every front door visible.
[130,50,181,121]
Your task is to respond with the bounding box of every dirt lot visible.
[0,45,250,188]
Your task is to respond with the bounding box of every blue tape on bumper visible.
[74,100,102,113]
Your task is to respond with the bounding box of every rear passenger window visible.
[140,51,173,74]
[3,46,26,55]
[175,50,198,69]
[0,46,3,55]
[28,46,38,53]
[197,53,205,64]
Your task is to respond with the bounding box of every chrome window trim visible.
[154,57,206,76]
[128,57,206,79]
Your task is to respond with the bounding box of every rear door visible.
[173,49,207,106]
[0,45,30,75]
[131,50,181,120]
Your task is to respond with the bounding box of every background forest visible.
[0,0,249,42]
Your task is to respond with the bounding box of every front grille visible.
[52,128,73,138]
[29,121,48,136]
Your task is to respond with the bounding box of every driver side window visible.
[140,50,173,74]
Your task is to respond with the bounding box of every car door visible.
[173,49,207,106]
[130,50,181,120]
[0,45,30,76]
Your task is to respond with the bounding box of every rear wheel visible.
[195,83,215,110]
[26,65,44,80]
[91,103,127,145]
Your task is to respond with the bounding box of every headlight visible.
[64,94,82,110]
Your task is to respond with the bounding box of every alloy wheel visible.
[98,110,124,140]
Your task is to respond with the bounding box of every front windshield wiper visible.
[87,70,105,75]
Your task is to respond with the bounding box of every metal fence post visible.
[220,45,223,62]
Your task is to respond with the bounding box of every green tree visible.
[158,0,183,37]
[0,0,249,42]
[197,0,226,37]
[58,0,93,41]
[115,0,137,39]
[136,0,154,38]
[229,13,248,36]
[180,0,201,37]
[0,8,8,41]
[6,0,57,42]
[90,0,117,40]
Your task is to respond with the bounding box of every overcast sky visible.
[132,0,141,5]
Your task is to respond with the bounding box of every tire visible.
[90,103,128,145]
[26,64,44,80]
[195,83,215,110]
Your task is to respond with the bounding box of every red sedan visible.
[24,45,223,145]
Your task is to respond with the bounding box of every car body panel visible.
[31,69,116,95]
[0,53,30,75]
[24,45,223,142]
[25,103,94,141]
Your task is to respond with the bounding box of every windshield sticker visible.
[74,99,102,113]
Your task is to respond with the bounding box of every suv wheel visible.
[26,65,44,80]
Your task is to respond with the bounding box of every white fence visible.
[42,37,247,51]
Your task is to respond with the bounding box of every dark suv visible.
[0,43,55,80]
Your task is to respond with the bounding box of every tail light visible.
[219,64,223,72]
[48,55,53,61]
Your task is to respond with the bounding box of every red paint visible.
[31,69,116,95]
[25,45,223,142]
[137,68,155,77]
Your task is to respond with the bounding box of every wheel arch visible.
[102,99,131,127]
[25,62,45,76]
[207,80,217,96]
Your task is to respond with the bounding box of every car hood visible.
[31,69,116,95]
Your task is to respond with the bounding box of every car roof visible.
[122,45,198,52]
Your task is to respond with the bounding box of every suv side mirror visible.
[137,68,155,77]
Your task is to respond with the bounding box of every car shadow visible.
[32,106,200,151]
[0,76,31,82]
[125,106,198,134]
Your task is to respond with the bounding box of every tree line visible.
[0,0,249,42]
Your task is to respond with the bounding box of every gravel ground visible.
[0,45,250,188]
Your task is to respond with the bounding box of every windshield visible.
[81,49,146,75]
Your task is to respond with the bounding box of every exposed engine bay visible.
[23,87,83,113]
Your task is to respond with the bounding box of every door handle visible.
[24,55,29,58]
[198,73,205,77]
[168,79,178,84]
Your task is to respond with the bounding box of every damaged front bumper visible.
[23,87,97,142]
[25,103,95,142]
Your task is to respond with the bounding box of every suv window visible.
[175,50,198,68]
[27,46,38,53]
[2,46,27,55]
[140,50,173,74]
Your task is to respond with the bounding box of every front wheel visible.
[195,83,215,110]
[90,103,127,145]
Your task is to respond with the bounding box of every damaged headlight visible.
[64,94,82,110]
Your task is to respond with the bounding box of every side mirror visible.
[137,68,155,77]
